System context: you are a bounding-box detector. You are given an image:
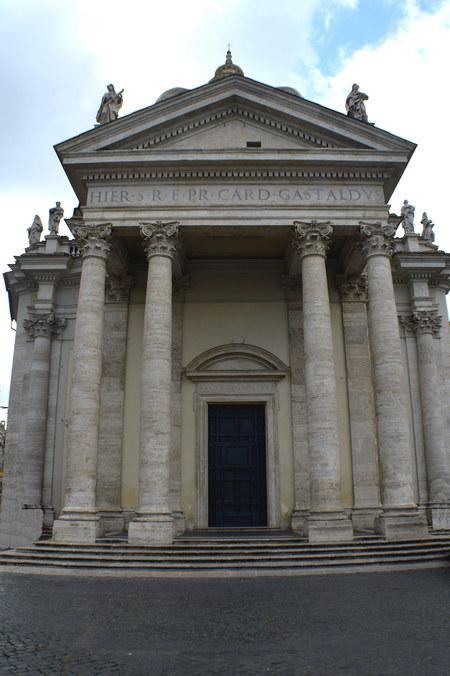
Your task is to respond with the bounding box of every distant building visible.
[1,54,449,548]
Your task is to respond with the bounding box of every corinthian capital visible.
[292,221,333,258]
[24,312,67,339]
[359,221,395,259]
[411,310,442,337]
[140,221,180,259]
[72,223,112,260]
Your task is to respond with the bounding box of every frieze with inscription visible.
[88,183,385,207]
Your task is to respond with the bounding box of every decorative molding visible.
[140,221,180,260]
[185,343,289,382]
[129,106,341,151]
[82,168,391,183]
[72,224,112,260]
[338,274,368,302]
[359,221,395,259]
[23,312,67,339]
[292,221,333,259]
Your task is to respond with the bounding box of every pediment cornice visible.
[56,76,416,157]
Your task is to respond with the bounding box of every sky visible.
[1,0,449,414]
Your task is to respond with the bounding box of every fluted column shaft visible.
[53,224,111,543]
[293,221,352,543]
[412,312,450,525]
[128,221,179,545]
[23,313,65,507]
[360,222,427,539]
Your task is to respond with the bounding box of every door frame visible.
[195,384,281,529]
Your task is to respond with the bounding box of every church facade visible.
[1,57,450,547]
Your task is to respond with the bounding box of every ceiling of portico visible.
[115,224,355,267]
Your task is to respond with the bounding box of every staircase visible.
[1,530,450,577]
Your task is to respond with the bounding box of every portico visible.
[1,57,449,548]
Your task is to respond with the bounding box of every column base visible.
[375,508,428,541]
[307,512,353,544]
[427,503,450,530]
[290,509,309,535]
[172,511,186,536]
[53,514,101,544]
[128,513,174,545]
[42,507,55,532]
[98,511,125,536]
[351,507,382,531]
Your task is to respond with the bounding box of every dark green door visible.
[208,404,267,527]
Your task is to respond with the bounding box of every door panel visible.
[208,404,267,527]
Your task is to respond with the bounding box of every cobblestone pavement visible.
[0,568,449,675]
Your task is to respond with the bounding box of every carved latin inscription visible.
[88,184,384,207]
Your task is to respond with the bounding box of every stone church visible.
[1,53,449,548]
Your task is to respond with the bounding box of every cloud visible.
[309,0,450,257]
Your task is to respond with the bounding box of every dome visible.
[155,87,189,103]
[277,86,303,98]
[211,50,244,81]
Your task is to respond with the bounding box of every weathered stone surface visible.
[360,222,427,538]
[293,222,353,542]
[53,225,112,543]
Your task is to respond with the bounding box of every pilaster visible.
[282,275,310,535]
[338,275,381,530]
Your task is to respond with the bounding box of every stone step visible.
[3,543,450,563]
[1,551,448,571]
[30,538,450,553]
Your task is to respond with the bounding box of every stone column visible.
[18,312,65,539]
[410,311,450,528]
[359,221,427,539]
[128,221,179,545]
[293,221,353,543]
[53,224,112,543]
[339,276,381,530]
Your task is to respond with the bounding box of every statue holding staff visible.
[96,84,124,125]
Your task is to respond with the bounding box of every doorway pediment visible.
[184,343,289,382]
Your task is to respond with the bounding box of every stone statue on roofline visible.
[421,212,435,243]
[27,215,43,246]
[345,83,369,123]
[96,84,124,125]
[401,199,415,234]
[48,201,64,235]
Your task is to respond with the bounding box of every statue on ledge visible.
[96,84,124,125]
[421,212,435,242]
[401,199,415,234]
[48,201,64,235]
[27,215,43,246]
[345,83,369,123]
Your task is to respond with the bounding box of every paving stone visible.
[0,569,449,674]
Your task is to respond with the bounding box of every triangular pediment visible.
[109,105,351,152]
[56,76,415,156]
